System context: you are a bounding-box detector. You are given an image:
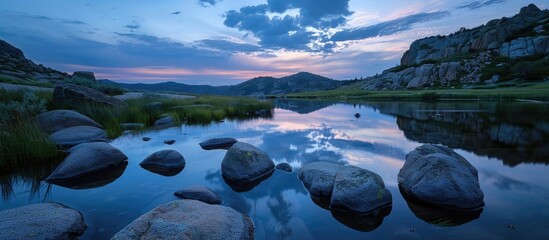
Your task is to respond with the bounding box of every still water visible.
[1,100,548,239]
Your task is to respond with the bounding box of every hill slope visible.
[100,80,229,95]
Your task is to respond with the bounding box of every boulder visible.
[154,116,174,126]
[49,125,108,148]
[46,142,128,182]
[112,200,254,240]
[276,162,293,172]
[398,144,484,209]
[163,140,176,145]
[140,150,186,176]
[174,186,222,204]
[299,162,392,214]
[0,203,86,240]
[354,113,361,118]
[53,83,127,108]
[36,109,102,133]
[72,71,96,82]
[199,138,238,150]
[221,142,275,182]
[142,137,151,141]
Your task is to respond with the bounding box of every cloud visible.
[331,11,450,42]
[223,0,352,51]
[62,20,87,25]
[457,0,507,10]
[198,0,222,7]
[197,39,261,53]
[170,11,181,15]
[125,24,140,29]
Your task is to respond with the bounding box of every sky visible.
[0,0,546,85]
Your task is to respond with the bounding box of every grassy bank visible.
[282,82,549,101]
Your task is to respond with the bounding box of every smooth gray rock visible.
[119,123,144,130]
[140,150,185,169]
[221,142,275,182]
[36,109,102,133]
[398,144,484,209]
[46,142,128,182]
[142,137,151,141]
[111,200,254,240]
[276,162,293,172]
[330,165,392,214]
[298,161,343,197]
[163,140,176,145]
[154,116,174,126]
[199,138,238,150]
[49,125,108,148]
[0,203,86,240]
[174,186,222,204]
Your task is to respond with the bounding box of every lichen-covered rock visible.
[112,200,254,240]
[36,109,103,133]
[398,144,484,209]
[0,203,86,240]
[298,161,342,197]
[221,142,275,182]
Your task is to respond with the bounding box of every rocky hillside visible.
[354,4,549,91]
[226,72,346,96]
[0,40,68,83]
[100,80,230,95]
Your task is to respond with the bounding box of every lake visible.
[1,99,548,240]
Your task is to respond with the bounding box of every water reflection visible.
[274,99,337,114]
[140,164,184,177]
[50,162,128,189]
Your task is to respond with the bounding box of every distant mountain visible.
[101,72,349,96]
[226,72,347,96]
[99,80,229,95]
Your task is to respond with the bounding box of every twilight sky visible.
[0,0,546,85]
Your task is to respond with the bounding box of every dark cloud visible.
[331,11,450,42]
[197,39,261,53]
[223,1,351,51]
[170,11,181,15]
[198,0,222,7]
[125,24,140,29]
[457,0,507,10]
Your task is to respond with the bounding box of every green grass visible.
[285,82,549,101]
[0,76,54,88]
[64,76,124,96]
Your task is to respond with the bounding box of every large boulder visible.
[221,142,275,182]
[398,144,484,209]
[0,203,86,240]
[46,142,128,182]
[49,125,108,148]
[298,162,392,214]
[112,200,254,240]
[140,150,186,176]
[36,109,102,133]
[72,71,96,82]
[154,116,174,126]
[53,83,126,108]
[199,138,238,150]
[174,186,222,204]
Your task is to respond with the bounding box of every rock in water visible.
[154,116,174,126]
[354,113,361,118]
[112,200,254,240]
[398,144,484,209]
[46,142,128,182]
[140,150,186,176]
[276,162,293,172]
[298,161,392,214]
[221,142,275,182]
[0,203,86,240]
[142,137,151,141]
[163,140,176,145]
[49,125,108,149]
[53,83,126,108]
[199,138,238,150]
[174,186,222,204]
[36,109,103,133]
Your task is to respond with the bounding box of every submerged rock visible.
[0,203,87,240]
[174,186,222,204]
[112,200,254,240]
[199,138,238,150]
[398,144,484,209]
[46,142,128,182]
[140,150,185,176]
[36,109,102,133]
[299,162,392,214]
[49,125,108,148]
[276,162,293,172]
[221,142,275,183]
